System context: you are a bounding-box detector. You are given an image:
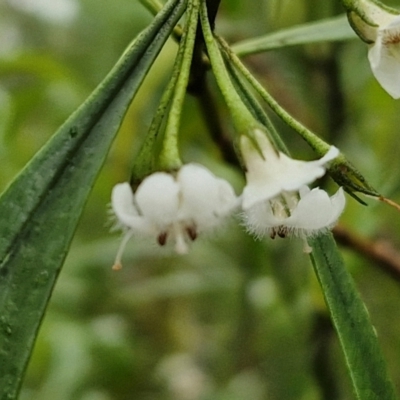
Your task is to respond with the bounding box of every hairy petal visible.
[285,187,346,234]
[241,130,339,209]
[243,187,345,238]
[243,201,280,237]
[277,146,339,192]
[135,172,180,228]
[178,163,237,230]
[368,18,400,99]
[111,183,151,232]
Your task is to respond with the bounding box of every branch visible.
[333,225,400,282]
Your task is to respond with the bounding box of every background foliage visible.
[1,0,400,399]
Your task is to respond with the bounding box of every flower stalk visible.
[159,0,200,171]
[199,0,261,137]
[131,0,197,184]
[217,36,331,156]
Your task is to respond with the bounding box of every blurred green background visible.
[1,0,400,399]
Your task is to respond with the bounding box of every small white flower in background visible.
[111,163,238,269]
[9,0,78,24]
[346,0,400,98]
[240,130,345,250]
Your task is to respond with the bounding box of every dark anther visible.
[278,226,288,238]
[157,232,168,246]
[186,226,198,241]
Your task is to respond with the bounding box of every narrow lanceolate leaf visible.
[310,234,397,400]
[0,0,187,397]
[232,14,356,56]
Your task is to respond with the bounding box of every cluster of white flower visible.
[112,163,238,260]
[109,0,400,267]
[111,130,345,267]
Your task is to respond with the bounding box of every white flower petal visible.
[111,183,150,232]
[384,14,400,30]
[368,24,400,98]
[276,146,339,193]
[325,187,347,225]
[112,163,239,256]
[241,129,339,209]
[243,187,346,238]
[284,187,345,234]
[346,0,400,97]
[177,163,237,230]
[243,200,279,238]
[286,188,333,230]
[135,172,180,228]
[315,146,339,163]
[240,132,283,207]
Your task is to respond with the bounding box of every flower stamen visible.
[186,225,198,241]
[277,226,288,238]
[382,31,400,45]
[112,230,134,271]
[157,232,168,246]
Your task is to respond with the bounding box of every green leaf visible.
[232,14,356,56]
[0,0,187,397]
[310,234,397,400]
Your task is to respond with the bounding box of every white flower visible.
[368,16,400,98]
[243,186,346,241]
[111,163,238,268]
[347,0,400,98]
[240,129,339,209]
[240,130,345,248]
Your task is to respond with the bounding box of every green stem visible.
[199,0,258,135]
[217,36,332,156]
[159,0,200,170]
[130,69,177,185]
[140,0,184,41]
[224,59,289,155]
[131,2,191,183]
